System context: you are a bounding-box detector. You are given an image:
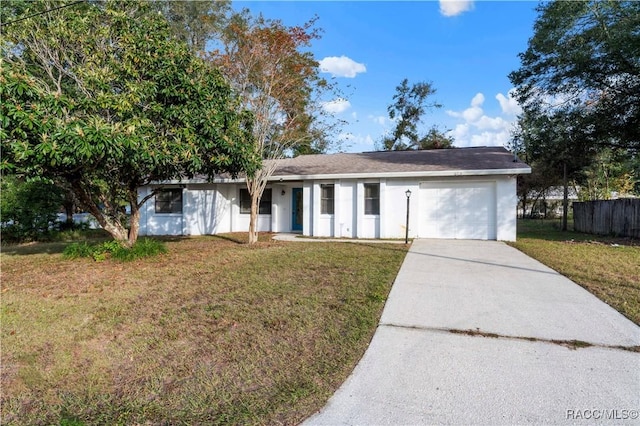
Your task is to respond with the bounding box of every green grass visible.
[510,219,640,325]
[4,222,637,424]
[63,238,167,262]
[1,229,111,256]
[1,234,407,425]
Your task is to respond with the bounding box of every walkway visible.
[302,239,640,425]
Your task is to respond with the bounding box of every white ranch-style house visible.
[138,147,531,241]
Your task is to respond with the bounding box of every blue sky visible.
[233,1,540,153]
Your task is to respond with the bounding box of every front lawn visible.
[510,220,640,325]
[1,235,407,425]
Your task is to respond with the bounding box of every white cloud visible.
[463,104,483,122]
[448,93,483,121]
[338,132,375,152]
[370,115,388,126]
[471,92,484,107]
[496,90,522,116]
[476,115,508,131]
[319,56,366,78]
[446,91,519,148]
[322,98,351,114]
[439,0,474,17]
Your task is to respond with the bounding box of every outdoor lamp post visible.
[405,189,412,244]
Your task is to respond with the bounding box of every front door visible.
[292,188,303,231]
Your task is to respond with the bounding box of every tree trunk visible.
[127,205,140,248]
[70,181,130,244]
[63,191,75,227]
[562,161,568,231]
[96,214,129,243]
[248,189,260,244]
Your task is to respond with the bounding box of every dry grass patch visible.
[510,220,640,325]
[1,234,407,425]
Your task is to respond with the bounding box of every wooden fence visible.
[573,199,640,238]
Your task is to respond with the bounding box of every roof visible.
[268,146,530,181]
[157,147,530,185]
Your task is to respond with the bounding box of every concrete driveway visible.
[303,240,640,425]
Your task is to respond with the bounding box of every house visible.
[520,186,580,219]
[138,146,531,241]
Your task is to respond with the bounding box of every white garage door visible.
[419,181,497,240]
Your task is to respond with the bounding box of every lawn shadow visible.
[213,232,278,245]
[1,241,70,256]
[0,235,188,256]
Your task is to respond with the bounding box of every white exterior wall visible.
[139,186,186,236]
[184,184,232,235]
[139,184,233,236]
[381,180,421,239]
[495,176,518,241]
[272,184,288,233]
[231,184,272,233]
[139,175,519,241]
[356,180,381,239]
[303,181,313,236]
[337,180,356,238]
[313,181,334,237]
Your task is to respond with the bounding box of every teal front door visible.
[292,188,303,231]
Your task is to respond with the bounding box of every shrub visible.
[63,242,98,259]
[63,238,167,262]
[0,175,66,243]
[110,238,167,261]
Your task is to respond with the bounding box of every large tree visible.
[1,0,259,246]
[579,148,637,200]
[210,11,340,244]
[0,175,67,242]
[511,106,597,229]
[381,78,450,151]
[509,0,640,153]
[153,0,232,55]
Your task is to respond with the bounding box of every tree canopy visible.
[154,0,232,55]
[509,0,640,226]
[509,0,640,153]
[0,175,66,242]
[210,10,340,243]
[381,79,451,151]
[1,0,259,245]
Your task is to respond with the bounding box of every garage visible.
[419,181,497,240]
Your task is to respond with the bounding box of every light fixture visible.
[281,189,286,196]
[405,189,412,244]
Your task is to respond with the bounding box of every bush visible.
[63,238,167,262]
[110,238,167,261]
[63,242,97,259]
[0,175,66,243]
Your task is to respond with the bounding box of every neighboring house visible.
[56,212,100,229]
[521,186,580,219]
[138,146,531,241]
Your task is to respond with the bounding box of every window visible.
[364,183,380,215]
[239,188,272,215]
[321,184,334,214]
[155,189,182,214]
[239,189,251,214]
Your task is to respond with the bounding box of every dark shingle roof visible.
[270,146,529,177]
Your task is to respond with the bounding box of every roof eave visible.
[268,167,532,182]
[148,167,532,185]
